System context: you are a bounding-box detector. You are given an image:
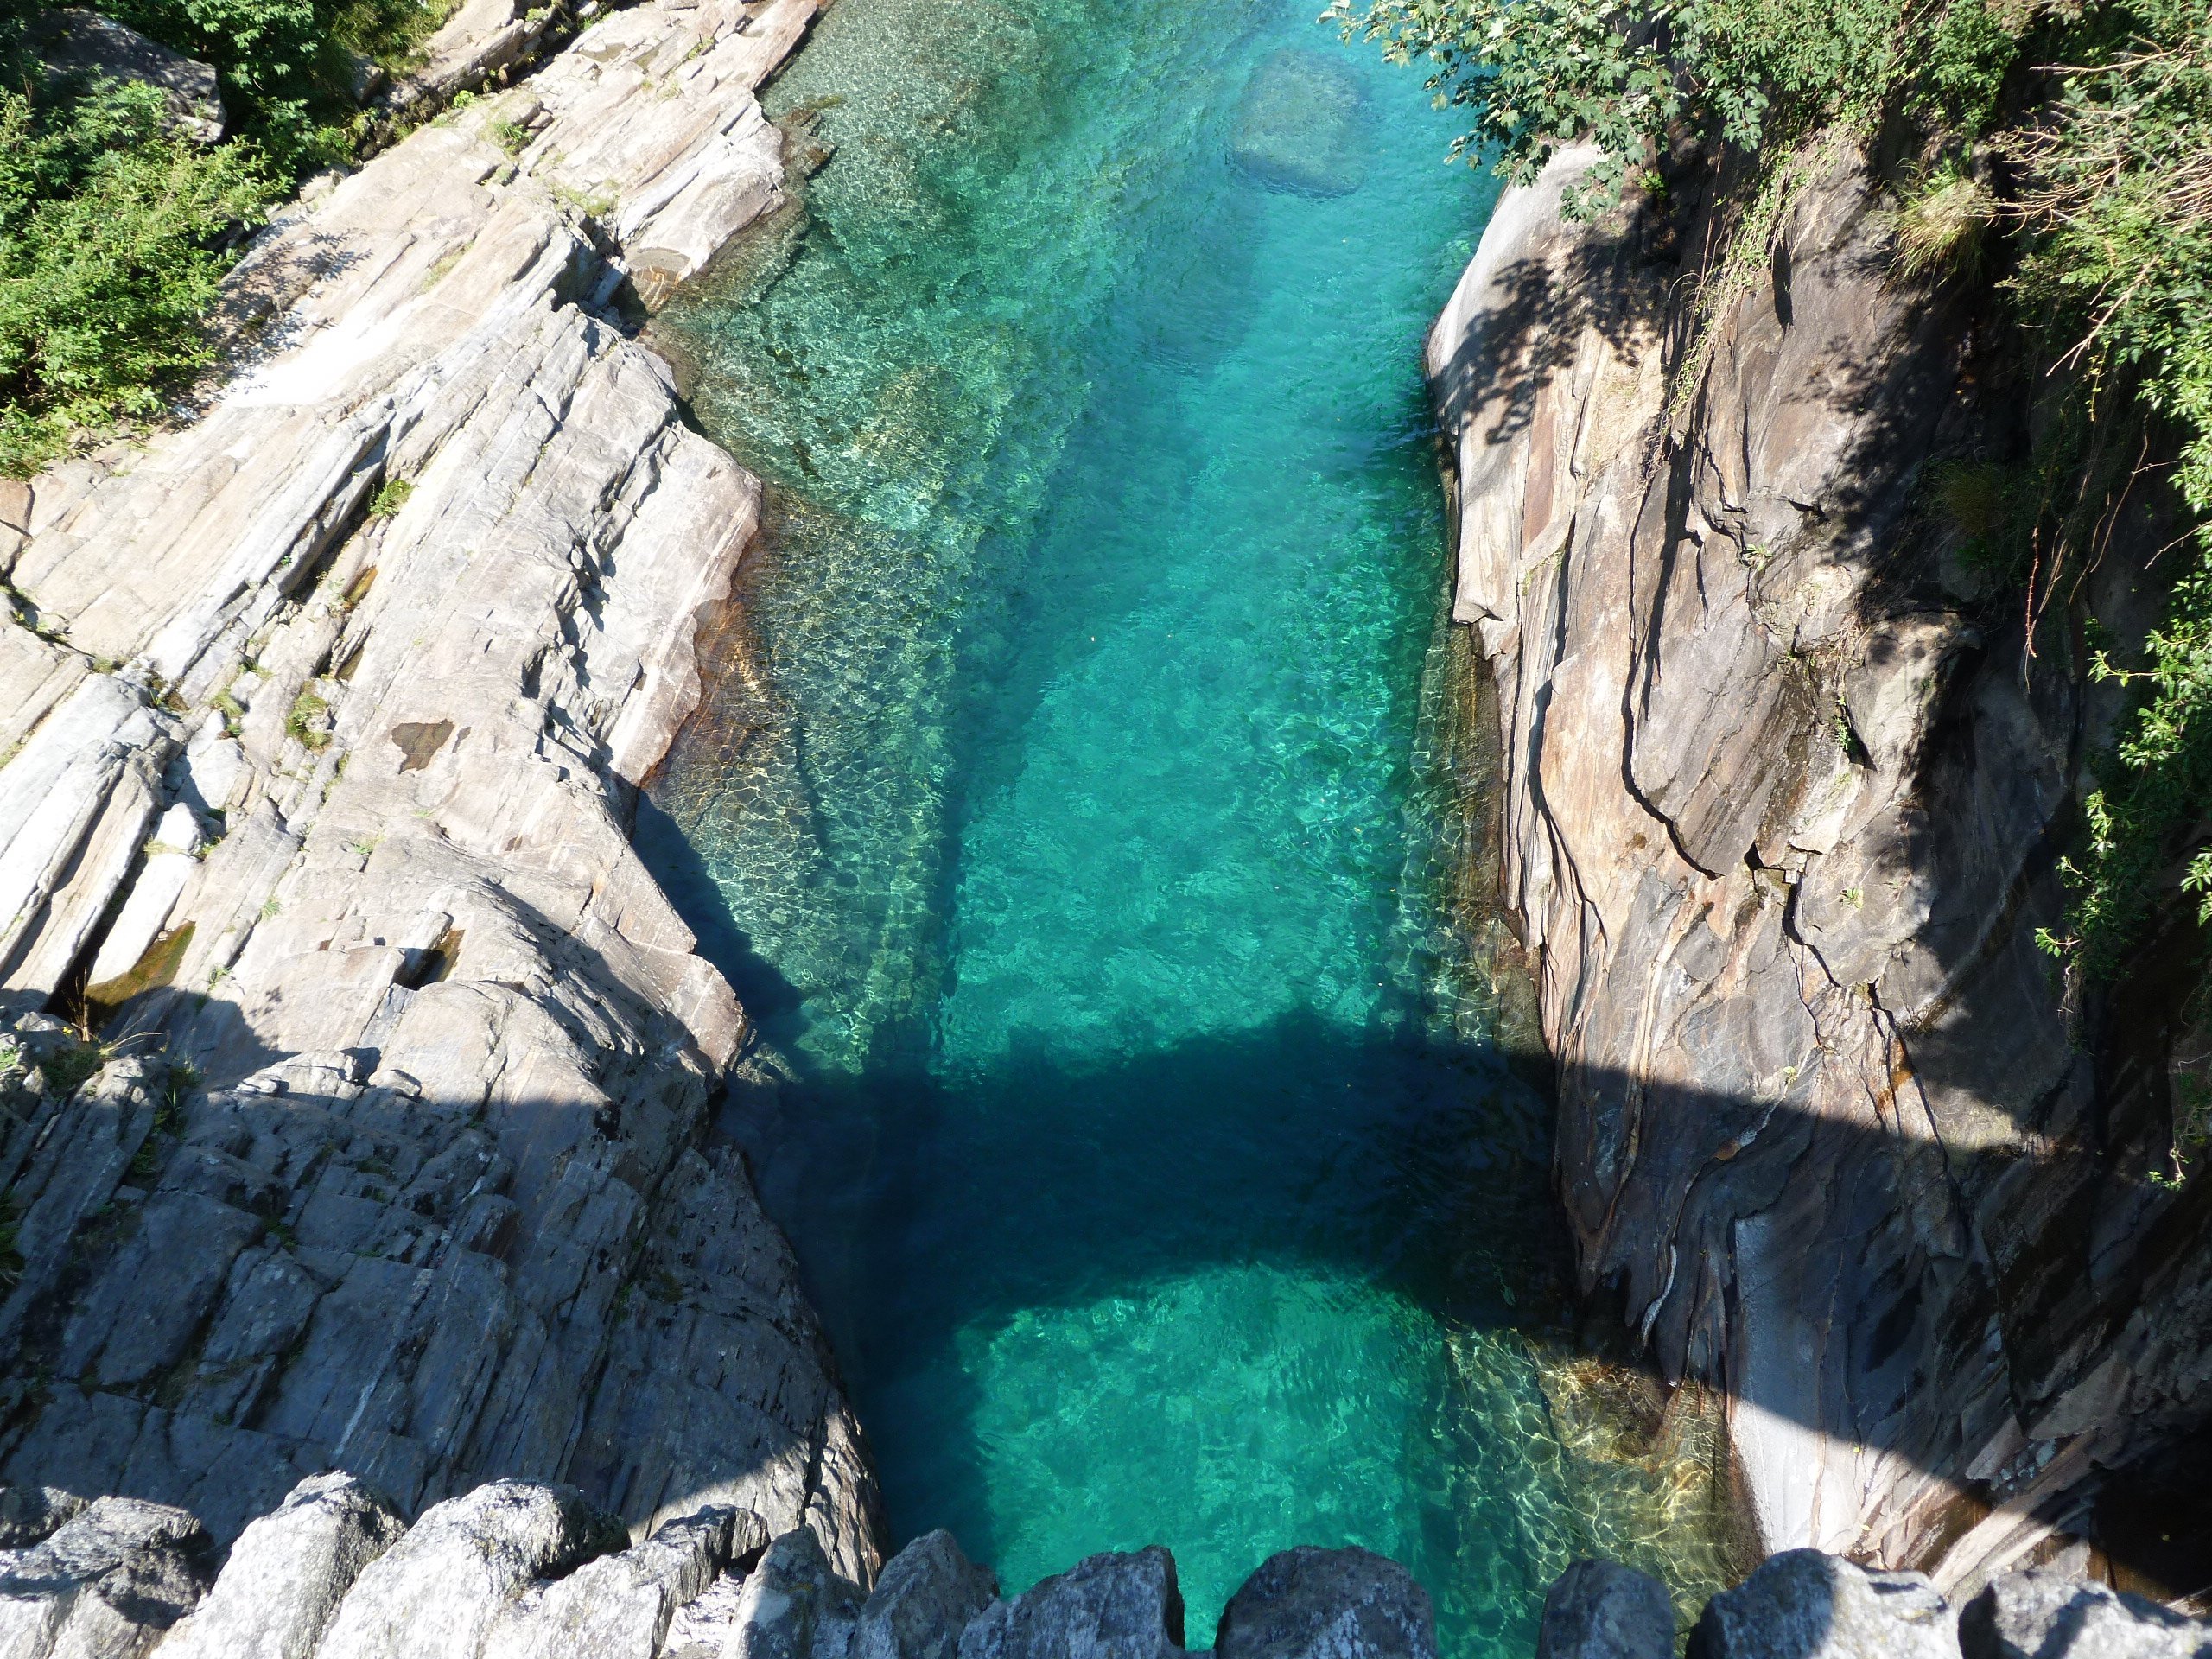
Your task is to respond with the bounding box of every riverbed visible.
[640,0,1705,1647]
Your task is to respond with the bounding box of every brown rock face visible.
[1430,142,2212,1595]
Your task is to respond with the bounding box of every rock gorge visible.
[0,0,2207,1643]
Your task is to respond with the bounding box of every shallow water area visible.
[643,0,1729,1648]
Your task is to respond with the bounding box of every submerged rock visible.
[1214,1547,1435,1659]
[1536,1560,1673,1659]
[1228,50,1368,198]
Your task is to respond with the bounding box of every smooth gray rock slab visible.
[31,9,226,141]
[481,1504,769,1659]
[853,1530,997,1659]
[0,1494,214,1658]
[1959,1570,2212,1659]
[1214,1548,1434,1659]
[313,1481,626,1659]
[1537,1560,1673,1659]
[1688,1551,1958,1659]
[958,1548,1185,1659]
[159,1472,404,1659]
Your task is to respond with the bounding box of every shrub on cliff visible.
[0,79,278,474]
[2008,0,2212,969]
[1323,0,2034,208]
[0,0,449,474]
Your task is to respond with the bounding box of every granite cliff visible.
[0,0,875,1570]
[1430,141,2212,1597]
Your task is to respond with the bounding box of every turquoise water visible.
[639,0,1694,1650]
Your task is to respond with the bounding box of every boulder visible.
[1959,1570,2212,1659]
[1537,1561,1674,1659]
[1227,50,1368,197]
[851,1531,998,1659]
[958,1548,1184,1659]
[159,1473,405,1659]
[0,1489,88,1549]
[1214,1547,1434,1659]
[312,1482,626,1659]
[31,10,225,142]
[1688,1551,1958,1659]
[480,1505,770,1659]
[0,1495,214,1658]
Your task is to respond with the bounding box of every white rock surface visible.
[160,1474,405,1659]
[483,1505,767,1659]
[314,1482,623,1659]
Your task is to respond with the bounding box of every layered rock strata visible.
[0,1472,1440,1659]
[1430,143,2211,1592]
[0,0,874,1571]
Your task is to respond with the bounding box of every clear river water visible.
[639,0,1728,1650]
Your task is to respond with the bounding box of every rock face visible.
[1959,1571,2212,1659]
[1429,137,2212,1588]
[0,1495,215,1658]
[0,0,874,1578]
[0,1479,1433,1659]
[32,10,226,142]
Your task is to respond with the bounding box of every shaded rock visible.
[1536,1561,1673,1659]
[313,1481,626,1659]
[1688,1551,1958,1659]
[159,1472,404,1659]
[958,1548,1184,1659]
[0,1495,214,1657]
[1959,1571,2212,1659]
[31,10,225,142]
[0,1489,88,1549]
[1228,50,1367,197]
[481,1504,769,1659]
[1215,1547,1433,1659]
[852,1530,998,1659]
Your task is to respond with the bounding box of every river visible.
[639,0,1722,1648]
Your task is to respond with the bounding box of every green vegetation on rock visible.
[0,0,454,474]
[0,75,277,474]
